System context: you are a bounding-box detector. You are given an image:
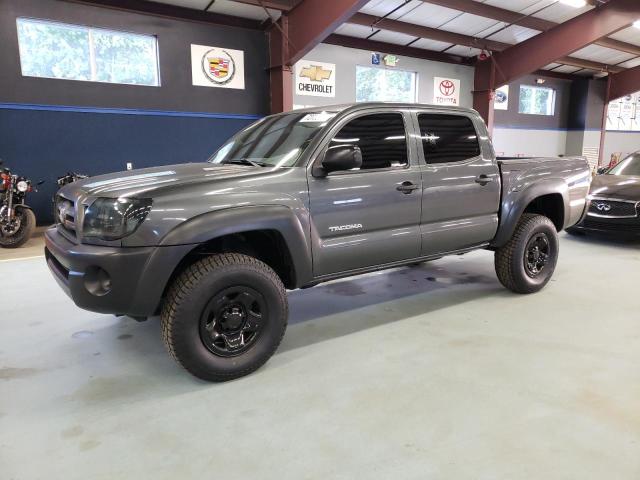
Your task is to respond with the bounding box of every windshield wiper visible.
[221,158,268,167]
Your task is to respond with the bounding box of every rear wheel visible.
[0,208,36,248]
[495,213,559,294]
[161,253,288,382]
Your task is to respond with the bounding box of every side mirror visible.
[318,145,363,176]
[597,166,608,175]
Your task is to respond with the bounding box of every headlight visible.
[16,180,29,192]
[83,197,152,241]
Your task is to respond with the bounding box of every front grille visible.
[588,199,638,218]
[54,195,77,239]
[583,217,640,233]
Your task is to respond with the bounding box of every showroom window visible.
[518,85,556,116]
[329,113,408,170]
[16,18,160,86]
[356,66,417,103]
[417,114,481,164]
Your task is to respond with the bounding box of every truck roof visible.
[289,102,480,116]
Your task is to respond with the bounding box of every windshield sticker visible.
[300,112,337,123]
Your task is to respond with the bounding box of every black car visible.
[571,152,640,236]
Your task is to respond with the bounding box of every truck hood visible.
[63,162,274,198]
[590,175,640,201]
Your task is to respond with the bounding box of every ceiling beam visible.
[280,0,371,66]
[324,34,473,66]
[490,0,640,87]
[229,0,299,11]
[420,0,554,31]
[62,0,262,29]
[419,0,640,57]
[350,12,509,51]
[608,64,640,100]
[558,56,624,73]
[532,69,586,82]
[348,13,623,75]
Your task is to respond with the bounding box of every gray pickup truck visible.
[45,103,591,381]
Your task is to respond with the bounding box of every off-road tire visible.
[495,213,559,294]
[161,253,288,382]
[0,208,36,248]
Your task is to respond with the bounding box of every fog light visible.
[84,266,112,296]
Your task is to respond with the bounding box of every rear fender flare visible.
[492,179,569,247]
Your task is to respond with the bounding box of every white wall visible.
[492,128,568,157]
[602,131,640,165]
[293,43,474,108]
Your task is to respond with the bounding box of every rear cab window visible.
[417,114,481,165]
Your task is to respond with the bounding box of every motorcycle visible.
[57,172,88,188]
[0,161,42,248]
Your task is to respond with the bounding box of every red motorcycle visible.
[0,160,41,248]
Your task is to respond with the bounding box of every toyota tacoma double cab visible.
[45,103,591,381]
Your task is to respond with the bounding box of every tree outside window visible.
[356,66,417,103]
[518,85,556,116]
[17,18,159,86]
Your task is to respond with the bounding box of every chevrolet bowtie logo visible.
[300,65,332,82]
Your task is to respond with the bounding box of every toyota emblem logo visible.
[57,201,72,224]
[594,202,612,212]
[439,80,455,97]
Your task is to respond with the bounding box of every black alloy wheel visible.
[199,286,265,357]
[524,233,550,278]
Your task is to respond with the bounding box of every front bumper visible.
[573,215,640,236]
[44,228,192,316]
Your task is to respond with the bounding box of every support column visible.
[473,58,496,134]
[268,16,293,114]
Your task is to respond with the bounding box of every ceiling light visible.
[634,20,640,29]
[559,0,586,7]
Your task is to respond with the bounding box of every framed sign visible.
[295,60,336,97]
[191,44,245,89]
[494,85,509,110]
[433,77,460,106]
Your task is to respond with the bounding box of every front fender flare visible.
[159,205,313,287]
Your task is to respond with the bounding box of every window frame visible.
[310,109,415,176]
[518,84,556,116]
[414,111,483,166]
[16,17,161,87]
[355,65,419,104]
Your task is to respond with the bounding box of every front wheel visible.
[495,214,559,294]
[0,208,36,248]
[161,253,288,382]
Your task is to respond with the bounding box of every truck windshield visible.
[608,153,640,177]
[209,111,337,168]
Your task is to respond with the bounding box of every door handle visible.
[396,181,420,194]
[475,174,493,186]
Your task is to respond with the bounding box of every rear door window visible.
[417,114,481,164]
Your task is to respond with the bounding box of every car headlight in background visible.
[83,197,152,240]
[16,180,29,192]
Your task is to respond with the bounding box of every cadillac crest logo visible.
[201,48,236,85]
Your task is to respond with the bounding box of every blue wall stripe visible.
[0,102,262,120]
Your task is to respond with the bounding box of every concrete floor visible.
[1,233,639,479]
